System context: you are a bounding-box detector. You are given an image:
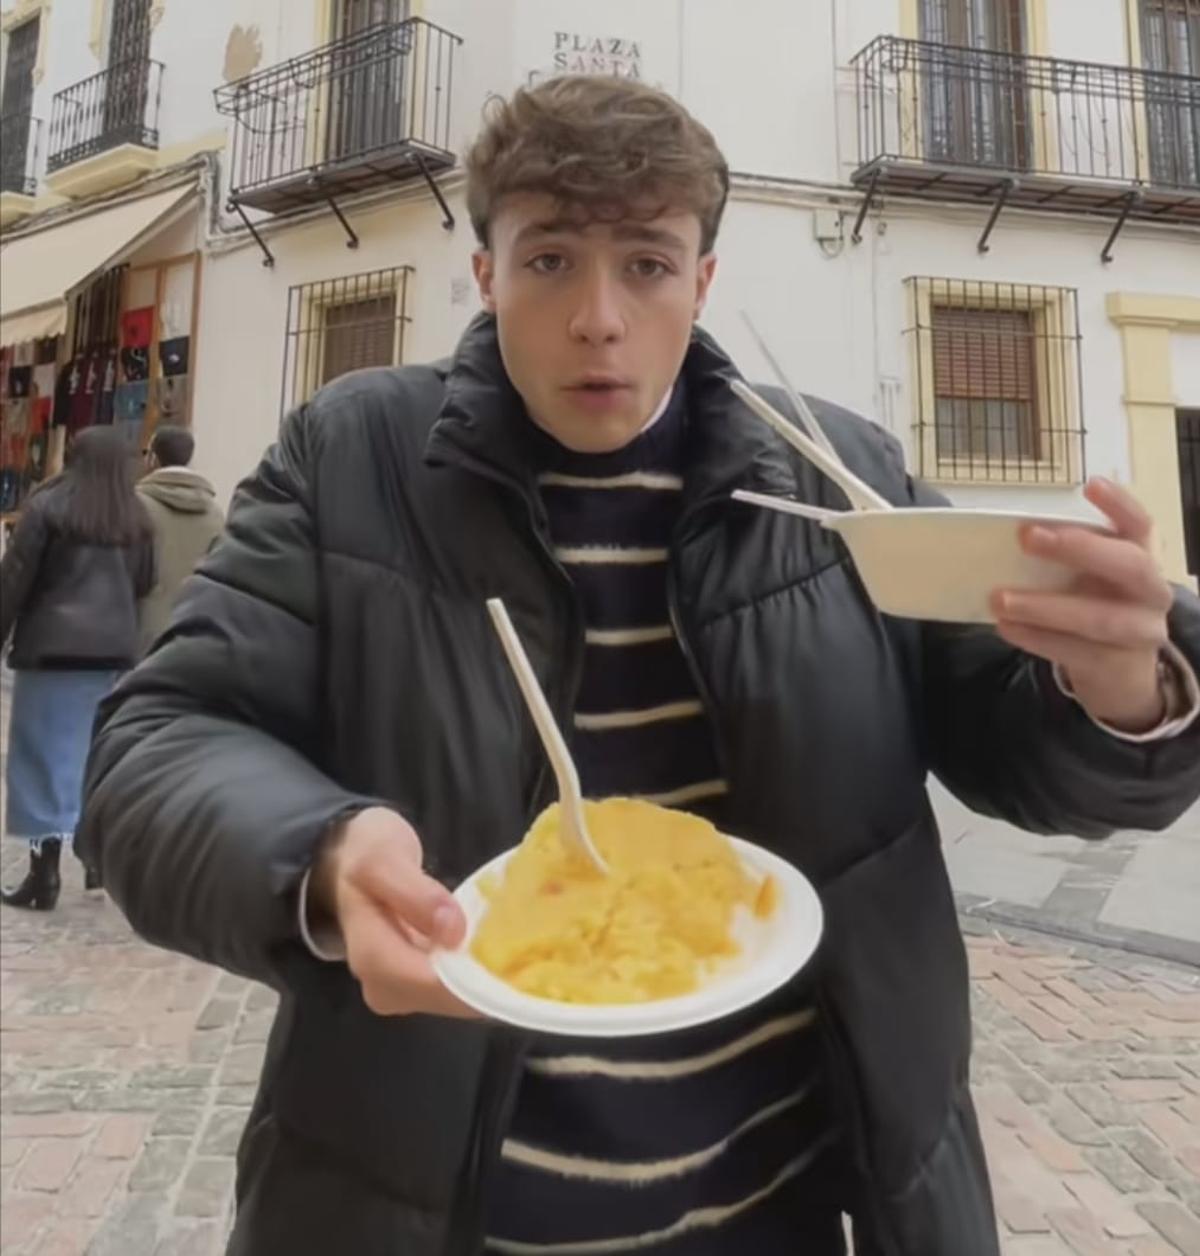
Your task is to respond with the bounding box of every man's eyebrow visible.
[512,219,587,246]
[511,220,690,251]
[610,223,689,251]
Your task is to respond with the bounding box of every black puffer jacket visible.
[0,480,155,669]
[78,316,1200,1256]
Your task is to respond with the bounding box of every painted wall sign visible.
[516,1,677,94]
[546,31,642,79]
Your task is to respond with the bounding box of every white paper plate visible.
[431,837,824,1038]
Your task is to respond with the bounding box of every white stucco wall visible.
[192,170,1200,516]
[192,182,482,506]
[1045,0,1130,65]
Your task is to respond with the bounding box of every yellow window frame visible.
[2,0,53,87]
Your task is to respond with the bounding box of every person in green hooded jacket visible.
[136,424,224,656]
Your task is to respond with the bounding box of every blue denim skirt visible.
[4,668,120,843]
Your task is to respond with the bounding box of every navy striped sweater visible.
[484,386,844,1254]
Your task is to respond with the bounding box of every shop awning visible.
[0,183,197,347]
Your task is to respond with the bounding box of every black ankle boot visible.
[1,839,63,910]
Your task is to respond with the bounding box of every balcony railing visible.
[851,36,1199,225]
[214,18,462,215]
[1,112,42,196]
[47,56,163,173]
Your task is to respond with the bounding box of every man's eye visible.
[630,258,670,279]
[528,254,568,274]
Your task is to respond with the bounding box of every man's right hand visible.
[311,807,477,1019]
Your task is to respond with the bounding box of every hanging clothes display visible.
[158,336,189,377]
[33,363,55,404]
[53,357,79,427]
[120,346,150,382]
[0,402,24,481]
[6,257,201,488]
[1,335,63,516]
[120,305,153,384]
[64,354,102,435]
[121,306,154,350]
[32,360,55,435]
[156,374,189,422]
[0,468,19,514]
[96,350,118,425]
[26,431,47,481]
[8,364,32,398]
[114,379,149,427]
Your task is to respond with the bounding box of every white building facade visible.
[2,0,1198,582]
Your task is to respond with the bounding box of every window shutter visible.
[321,293,397,385]
[931,306,1034,402]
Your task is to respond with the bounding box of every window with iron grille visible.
[1141,0,1200,186]
[1,16,40,195]
[281,266,413,414]
[905,278,1085,485]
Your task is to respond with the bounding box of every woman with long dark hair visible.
[1,426,155,910]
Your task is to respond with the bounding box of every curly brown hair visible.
[464,76,730,254]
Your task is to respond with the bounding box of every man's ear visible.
[473,249,497,313]
[694,253,718,320]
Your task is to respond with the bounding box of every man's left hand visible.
[991,477,1172,734]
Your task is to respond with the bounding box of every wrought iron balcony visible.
[1,112,41,196]
[851,36,1199,237]
[47,57,163,173]
[214,18,462,217]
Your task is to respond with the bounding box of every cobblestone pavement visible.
[2,856,1199,1255]
[1,854,266,1256]
[964,923,1200,1256]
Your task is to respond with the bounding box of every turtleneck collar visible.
[424,313,796,516]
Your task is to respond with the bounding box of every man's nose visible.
[567,271,626,347]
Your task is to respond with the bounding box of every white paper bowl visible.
[823,508,1103,624]
[431,837,823,1038]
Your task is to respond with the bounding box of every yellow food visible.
[471,798,773,1004]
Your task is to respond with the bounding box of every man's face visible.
[473,193,717,453]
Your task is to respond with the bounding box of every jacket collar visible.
[424,313,796,519]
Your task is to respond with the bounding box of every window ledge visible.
[924,473,1082,489]
[0,191,37,228]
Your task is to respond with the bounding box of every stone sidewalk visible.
[935,781,1200,969]
[3,853,1199,1255]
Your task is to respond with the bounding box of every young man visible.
[136,425,224,655]
[79,77,1200,1256]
